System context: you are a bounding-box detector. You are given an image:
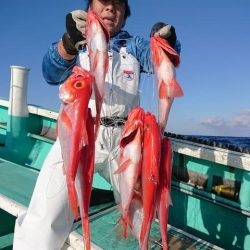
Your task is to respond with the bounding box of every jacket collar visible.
[109,30,131,51]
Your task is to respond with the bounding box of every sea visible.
[165,133,250,153]
[193,136,250,149]
[191,135,250,152]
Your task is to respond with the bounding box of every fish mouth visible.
[59,87,74,103]
[120,129,138,147]
[59,92,69,103]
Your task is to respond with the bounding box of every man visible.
[13,0,180,249]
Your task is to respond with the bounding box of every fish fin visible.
[169,78,184,97]
[114,159,132,174]
[66,172,79,220]
[159,79,184,99]
[69,185,79,220]
[118,216,128,239]
[166,190,173,207]
[60,109,72,129]
[159,80,167,99]
[115,204,121,213]
[93,52,99,71]
[80,122,89,149]
[66,200,79,222]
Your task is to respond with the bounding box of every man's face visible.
[90,0,126,36]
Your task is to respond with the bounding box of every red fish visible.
[115,106,145,238]
[150,36,184,134]
[57,66,93,220]
[156,137,173,250]
[86,10,110,138]
[78,109,95,250]
[140,112,161,250]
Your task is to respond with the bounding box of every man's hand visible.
[62,10,87,55]
[150,22,177,49]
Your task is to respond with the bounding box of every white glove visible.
[62,10,87,55]
[150,22,177,48]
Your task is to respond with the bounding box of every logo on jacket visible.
[123,70,134,81]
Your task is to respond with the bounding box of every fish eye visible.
[74,81,82,88]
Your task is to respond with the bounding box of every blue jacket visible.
[42,30,181,85]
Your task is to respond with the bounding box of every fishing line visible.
[141,72,157,116]
[105,39,136,131]
[149,50,158,117]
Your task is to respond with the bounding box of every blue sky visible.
[1,0,250,136]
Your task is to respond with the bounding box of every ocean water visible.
[193,136,250,149]
[189,136,250,154]
[166,132,250,153]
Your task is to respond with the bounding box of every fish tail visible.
[139,221,149,250]
[82,217,91,250]
[157,192,169,250]
[162,237,169,250]
[67,181,79,220]
[139,234,149,250]
[118,216,128,239]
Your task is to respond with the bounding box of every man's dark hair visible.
[86,0,131,21]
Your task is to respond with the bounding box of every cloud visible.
[198,109,250,136]
[231,109,250,128]
[200,117,226,128]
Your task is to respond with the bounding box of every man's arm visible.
[126,36,153,74]
[126,31,181,74]
[42,42,76,85]
[42,10,87,85]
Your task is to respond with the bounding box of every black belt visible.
[94,116,127,127]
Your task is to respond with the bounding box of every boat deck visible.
[0,157,222,249]
[75,205,220,250]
